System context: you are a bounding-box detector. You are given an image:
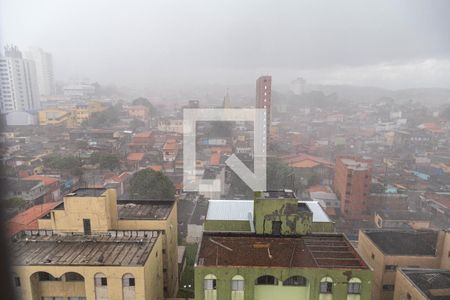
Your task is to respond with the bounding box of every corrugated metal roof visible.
[206,200,253,221]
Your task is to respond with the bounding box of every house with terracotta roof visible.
[7,201,62,237]
[163,139,178,162]
[127,152,145,170]
[282,153,334,185]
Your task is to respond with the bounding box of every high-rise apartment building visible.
[0,46,40,113]
[256,75,272,138]
[334,156,372,219]
[24,47,55,97]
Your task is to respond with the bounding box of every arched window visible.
[64,272,84,282]
[37,272,61,281]
[94,273,107,287]
[320,277,333,294]
[122,273,136,300]
[204,274,217,290]
[347,278,362,294]
[283,276,307,286]
[204,274,217,300]
[94,273,108,300]
[231,275,244,291]
[255,275,278,285]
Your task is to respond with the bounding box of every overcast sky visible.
[1,0,450,90]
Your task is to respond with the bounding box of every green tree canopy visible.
[82,105,120,128]
[129,169,175,200]
[43,154,81,170]
[132,97,155,114]
[90,152,120,170]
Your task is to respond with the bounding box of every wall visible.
[117,201,179,297]
[254,196,312,235]
[195,266,372,300]
[204,220,251,232]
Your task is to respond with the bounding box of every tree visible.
[129,169,175,200]
[43,154,81,170]
[82,105,120,128]
[130,118,146,131]
[90,152,120,170]
[132,97,156,114]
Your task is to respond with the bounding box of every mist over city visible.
[1,1,450,300]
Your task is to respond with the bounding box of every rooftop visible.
[11,230,159,266]
[364,230,439,256]
[206,200,331,223]
[340,158,369,170]
[402,268,450,300]
[197,232,368,269]
[65,188,107,197]
[257,190,296,199]
[117,200,174,220]
[377,210,432,221]
[7,201,62,237]
[127,152,145,161]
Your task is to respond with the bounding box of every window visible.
[383,284,395,291]
[320,282,333,293]
[68,298,86,300]
[83,219,91,235]
[38,272,60,281]
[123,274,135,287]
[320,277,333,294]
[385,265,397,272]
[231,275,244,291]
[65,272,84,281]
[348,283,361,294]
[283,276,307,286]
[371,253,375,260]
[14,276,21,287]
[94,273,108,287]
[255,275,278,285]
[204,274,217,290]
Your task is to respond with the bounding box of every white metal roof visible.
[206,199,331,223]
[206,200,253,221]
[299,201,331,222]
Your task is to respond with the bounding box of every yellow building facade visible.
[11,188,179,300]
[38,108,71,126]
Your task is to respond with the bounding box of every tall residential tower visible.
[0,46,40,113]
[24,47,55,97]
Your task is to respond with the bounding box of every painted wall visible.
[204,220,251,232]
[392,270,427,300]
[194,266,373,300]
[254,195,312,235]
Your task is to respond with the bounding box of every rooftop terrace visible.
[117,200,174,220]
[11,230,159,266]
[364,230,438,256]
[402,268,450,300]
[65,188,107,197]
[197,232,368,269]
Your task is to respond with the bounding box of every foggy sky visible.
[1,0,450,89]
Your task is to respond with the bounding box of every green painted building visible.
[204,191,335,234]
[195,190,372,300]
